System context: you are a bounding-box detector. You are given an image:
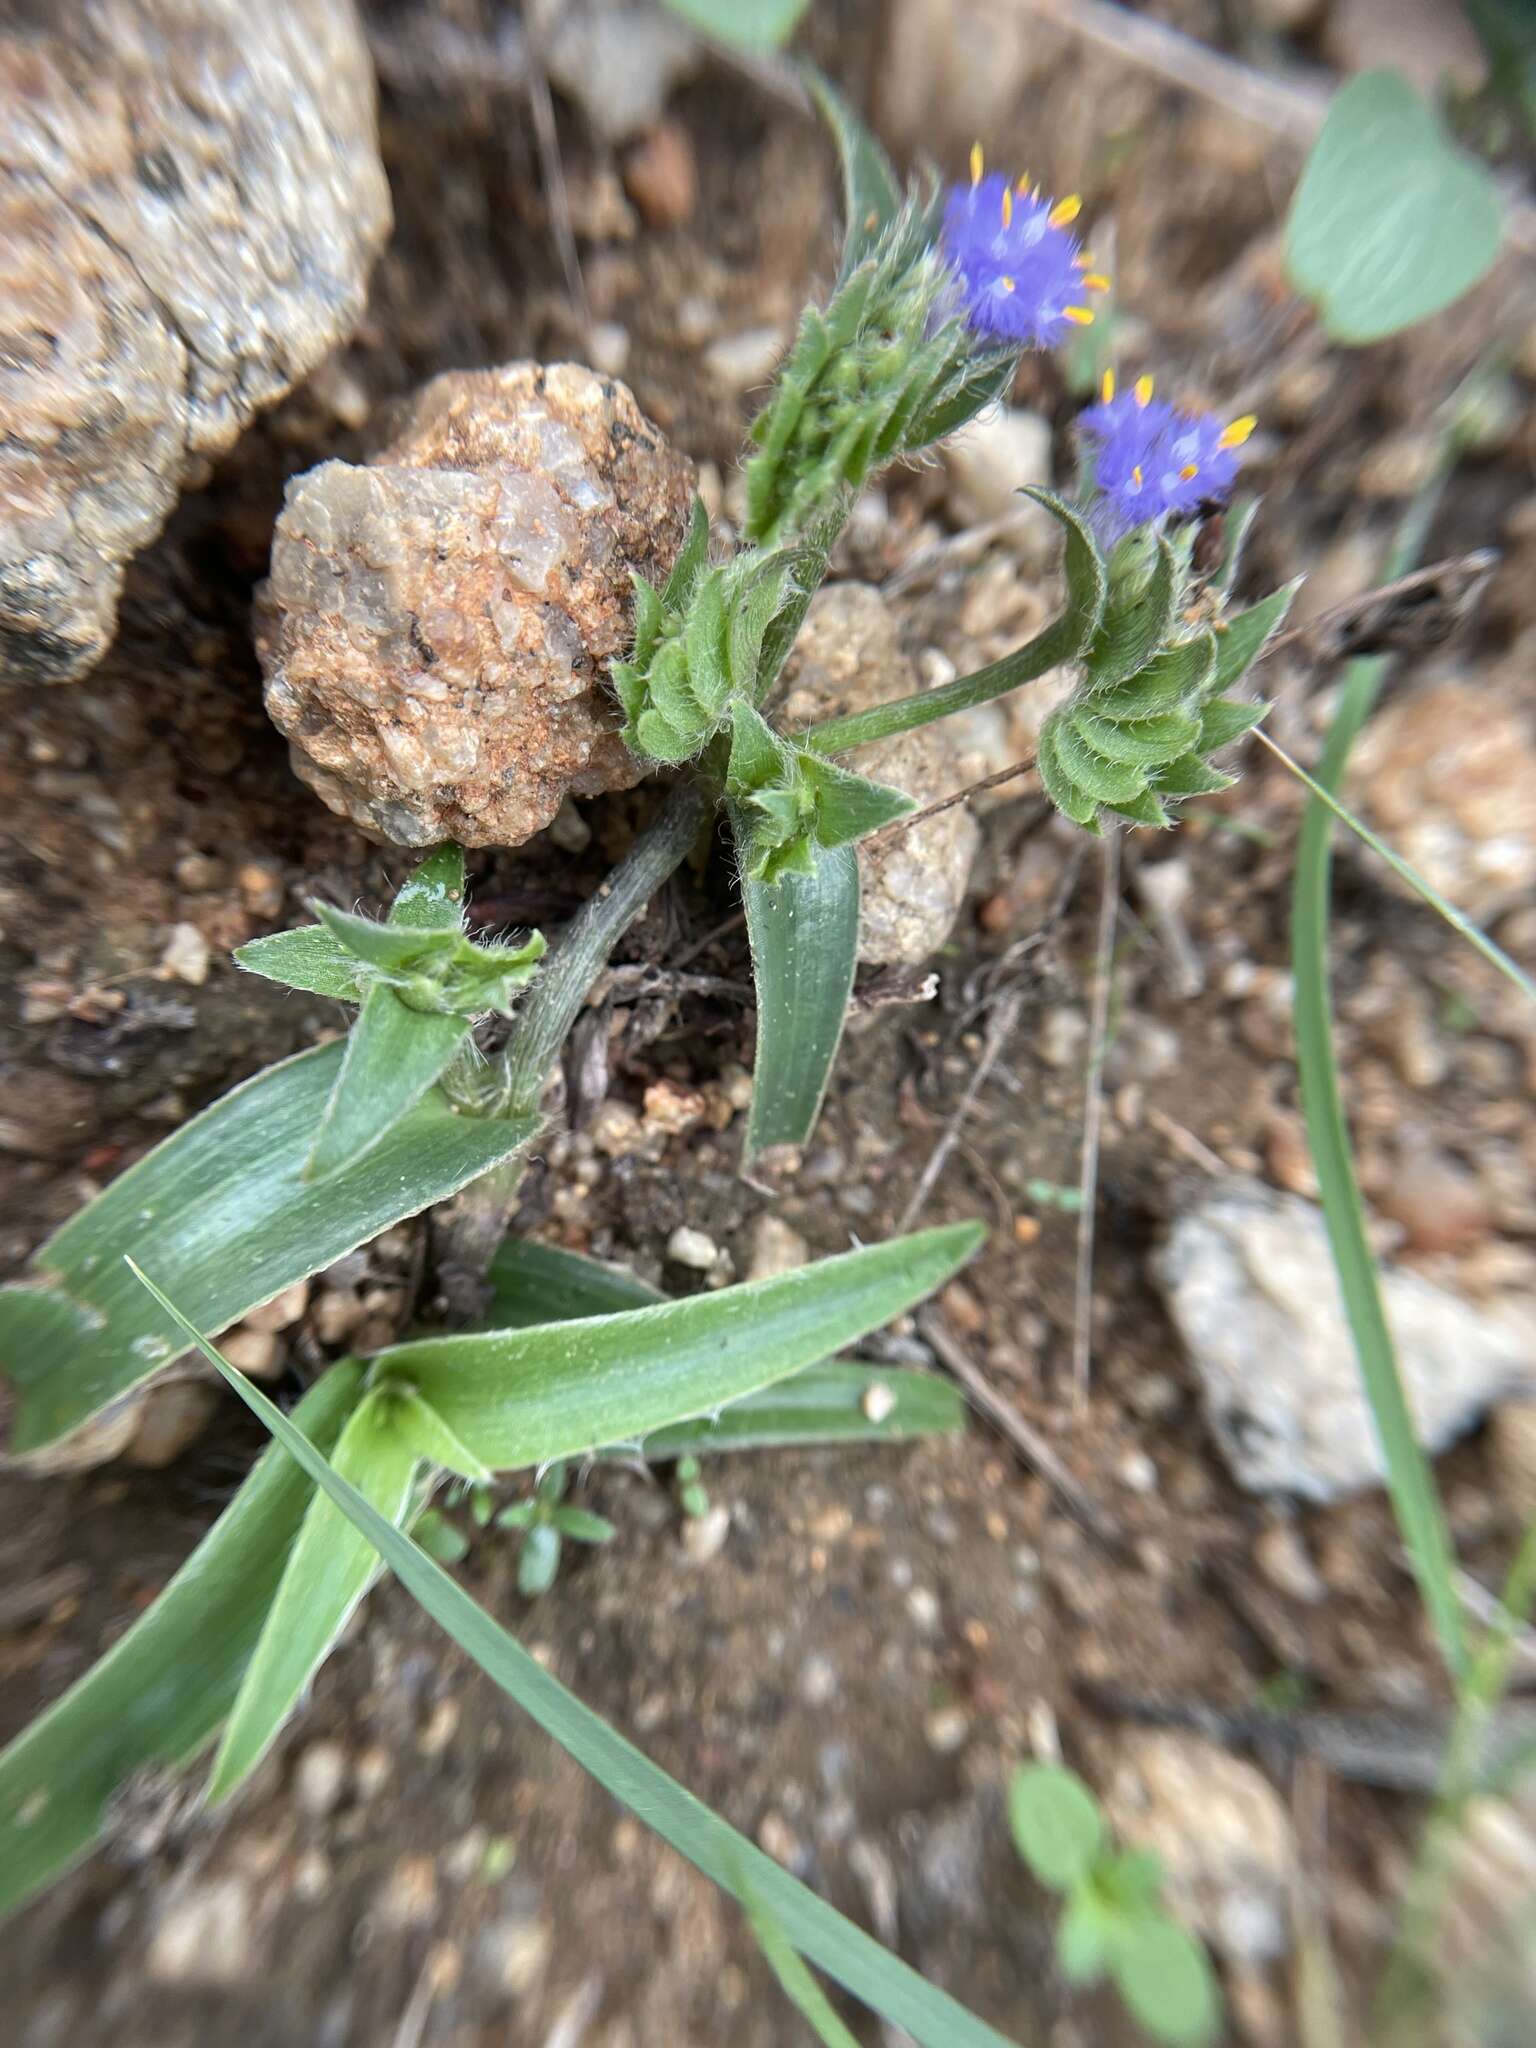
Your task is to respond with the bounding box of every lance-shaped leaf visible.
[305,984,474,1182]
[736,822,860,1161]
[375,1220,984,1470]
[804,490,1106,754]
[151,1287,1016,2048]
[235,923,368,1000]
[0,1364,362,1917]
[1210,577,1302,692]
[208,1387,421,1800]
[802,65,902,285]
[1083,536,1181,690]
[483,1238,967,1454]
[389,841,468,929]
[0,1041,540,1454]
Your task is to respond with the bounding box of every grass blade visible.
[305,984,472,1181]
[741,1873,863,2047]
[1289,488,1467,1681]
[374,1222,984,1471]
[738,829,860,1161]
[133,1269,1021,2048]
[0,1364,362,1916]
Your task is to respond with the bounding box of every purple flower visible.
[1078,373,1256,545]
[941,146,1107,349]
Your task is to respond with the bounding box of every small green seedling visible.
[675,1453,711,1519]
[498,1461,617,1597]
[1008,1763,1220,2048]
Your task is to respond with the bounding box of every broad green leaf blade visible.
[377,1222,985,1471]
[208,1389,420,1801]
[742,1876,863,2048]
[0,1042,540,1454]
[234,924,368,1001]
[0,1365,362,1917]
[551,1507,616,1545]
[632,1362,966,1457]
[805,490,1107,754]
[146,1283,1018,2048]
[312,900,459,973]
[1285,70,1502,344]
[1290,503,1467,1680]
[306,985,472,1181]
[1212,578,1303,693]
[1008,1765,1104,1891]
[802,65,902,283]
[737,824,859,1160]
[391,1386,495,1485]
[663,0,812,53]
[801,754,916,847]
[485,1237,661,1327]
[389,843,466,930]
[1108,1915,1220,2048]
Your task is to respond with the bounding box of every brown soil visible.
[3,5,1535,2045]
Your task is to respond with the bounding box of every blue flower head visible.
[942,145,1108,349]
[1078,373,1256,545]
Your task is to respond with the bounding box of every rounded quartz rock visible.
[0,0,390,684]
[257,363,695,847]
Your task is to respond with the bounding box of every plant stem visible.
[804,616,1079,755]
[500,782,710,1116]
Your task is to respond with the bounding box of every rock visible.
[158,922,211,986]
[1156,1179,1536,1501]
[1253,1520,1327,1605]
[666,1225,717,1270]
[681,1502,731,1564]
[941,406,1053,529]
[923,1704,972,1754]
[703,326,786,395]
[219,1326,285,1381]
[879,0,1038,158]
[123,1378,218,1467]
[257,363,694,846]
[778,584,980,965]
[539,0,702,144]
[0,0,389,684]
[294,1740,350,1819]
[1489,1401,1536,1523]
[146,1875,253,1984]
[622,120,698,228]
[474,1904,552,2000]
[745,1214,810,1282]
[242,1279,310,1333]
[1102,1733,1294,1963]
[1349,681,1536,922]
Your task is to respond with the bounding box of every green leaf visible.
[312,899,460,974]
[1285,70,1502,344]
[1008,1765,1105,1891]
[1108,1915,1221,2048]
[802,66,903,283]
[0,1365,362,1916]
[208,1389,420,1800]
[234,924,368,1001]
[518,1522,563,1596]
[661,0,812,53]
[412,1509,470,1566]
[1106,786,1171,829]
[148,1284,1019,2048]
[1072,708,1200,768]
[388,1385,495,1485]
[806,490,1107,755]
[551,1507,616,1545]
[737,826,859,1160]
[634,1362,965,1456]
[742,1877,864,2048]
[0,1042,539,1454]
[1050,718,1151,806]
[1084,539,1181,690]
[1092,635,1217,723]
[377,1222,983,1471]
[1057,1891,1113,1985]
[800,754,916,847]
[1212,580,1302,693]
[903,352,1017,451]
[389,843,467,930]
[1152,754,1234,799]
[1198,698,1269,753]
[305,984,473,1181]
[485,1238,661,1326]
[1035,725,1101,831]
[663,494,713,611]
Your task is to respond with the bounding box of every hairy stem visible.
[500,782,711,1116]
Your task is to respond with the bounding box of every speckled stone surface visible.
[0,0,390,684]
[257,363,695,847]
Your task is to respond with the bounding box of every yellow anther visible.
[1083,273,1111,291]
[1218,414,1257,450]
[1001,185,1014,229]
[1101,369,1116,402]
[1134,374,1154,406]
[1179,463,1199,480]
[1049,194,1082,227]
[1132,465,1144,486]
[1017,172,1033,195]
[1000,275,1017,293]
[970,142,984,186]
[1064,306,1094,325]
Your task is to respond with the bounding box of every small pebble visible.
[860,1382,896,1424]
[746,1213,809,1281]
[1116,1450,1159,1495]
[219,1326,284,1380]
[923,1706,971,1755]
[666,1225,718,1271]
[681,1503,731,1563]
[1253,1521,1327,1605]
[799,1655,839,1707]
[158,921,211,986]
[294,1740,349,1819]
[243,1280,310,1333]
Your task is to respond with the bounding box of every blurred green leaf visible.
[662,0,812,53]
[801,65,901,282]
[1108,1915,1220,2048]
[1286,70,1502,343]
[737,831,859,1161]
[551,1507,616,1545]
[1008,1764,1104,1891]
[742,1874,864,2047]
[0,1365,362,1917]
[413,1509,471,1566]
[208,1389,420,1800]
[0,1044,539,1454]
[518,1523,563,1596]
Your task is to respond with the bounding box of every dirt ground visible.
[3,2,1536,2043]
